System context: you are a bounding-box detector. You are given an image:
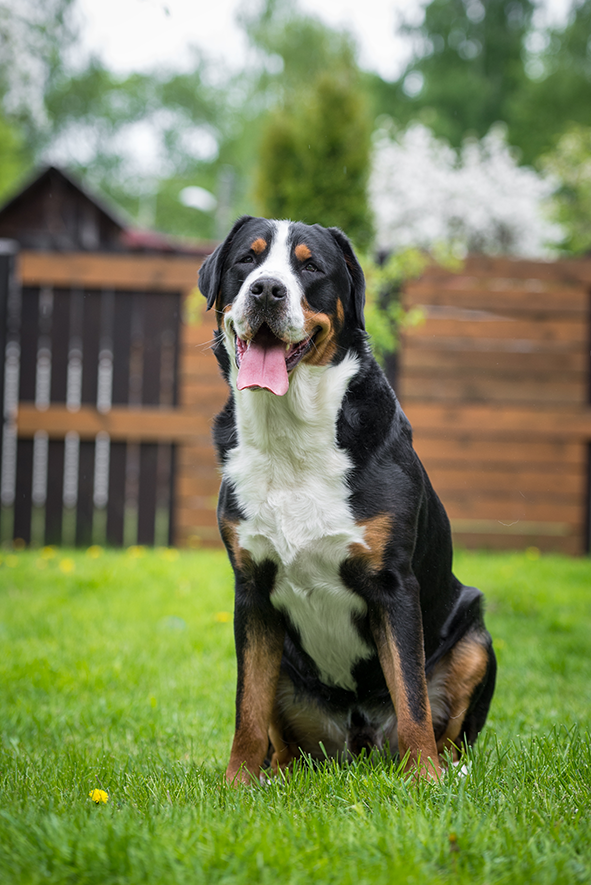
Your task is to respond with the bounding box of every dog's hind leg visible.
[433,632,496,760]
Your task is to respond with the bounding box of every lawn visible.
[0,546,590,884]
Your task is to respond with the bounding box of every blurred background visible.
[1,0,591,556]
[1,0,590,256]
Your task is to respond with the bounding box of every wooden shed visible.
[399,255,591,555]
[0,166,226,549]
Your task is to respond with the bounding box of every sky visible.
[75,0,574,83]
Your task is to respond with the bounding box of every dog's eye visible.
[303,261,320,273]
[238,254,254,265]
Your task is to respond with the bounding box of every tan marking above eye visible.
[250,238,267,255]
[295,243,312,261]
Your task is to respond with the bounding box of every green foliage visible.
[361,249,428,363]
[362,246,463,363]
[373,0,536,149]
[0,112,30,203]
[255,69,373,247]
[42,58,231,239]
[507,0,591,164]
[249,2,373,248]
[368,0,591,167]
[0,548,590,883]
[542,124,591,255]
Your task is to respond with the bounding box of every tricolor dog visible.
[198,216,496,784]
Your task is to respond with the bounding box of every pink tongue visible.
[237,329,289,396]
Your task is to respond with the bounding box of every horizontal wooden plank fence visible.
[399,255,591,555]
[1,247,227,549]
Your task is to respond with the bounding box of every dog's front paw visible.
[225,763,261,788]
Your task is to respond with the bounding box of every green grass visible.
[0,546,590,884]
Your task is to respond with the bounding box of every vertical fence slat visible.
[106,441,126,545]
[19,288,39,401]
[168,443,176,546]
[137,442,158,545]
[13,438,33,543]
[75,440,95,547]
[162,294,180,407]
[142,293,163,406]
[111,292,133,405]
[45,439,65,545]
[81,290,101,405]
[0,244,12,473]
[50,289,70,402]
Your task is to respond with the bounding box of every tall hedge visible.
[255,70,373,249]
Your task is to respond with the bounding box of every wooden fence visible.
[3,246,591,553]
[399,255,591,555]
[1,247,227,548]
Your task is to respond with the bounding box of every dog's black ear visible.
[198,215,254,310]
[327,227,366,331]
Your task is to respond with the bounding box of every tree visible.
[373,0,535,149]
[249,2,373,246]
[507,0,591,164]
[255,71,373,246]
[542,124,591,254]
[369,122,562,257]
[0,0,75,199]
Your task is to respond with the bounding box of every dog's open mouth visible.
[235,324,317,396]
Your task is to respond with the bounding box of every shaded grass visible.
[0,547,590,884]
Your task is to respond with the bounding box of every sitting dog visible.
[198,216,496,784]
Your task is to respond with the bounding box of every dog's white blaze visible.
[225,352,374,691]
[227,220,306,342]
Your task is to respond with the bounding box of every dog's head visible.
[198,216,365,395]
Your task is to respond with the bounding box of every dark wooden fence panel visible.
[45,439,64,545]
[106,440,126,546]
[13,437,33,544]
[2,274,183,548]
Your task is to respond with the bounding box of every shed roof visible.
[0,166,214,256]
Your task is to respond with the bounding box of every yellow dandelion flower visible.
[5,555,18,568]
[89,789,109,804]
[127,545,146,558]
[41,546,56,559]
[214,611,232,623]
[158,547,179,561]
[59,558,75,574]
[86,545,103,558]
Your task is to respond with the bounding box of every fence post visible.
[0,240,19,542]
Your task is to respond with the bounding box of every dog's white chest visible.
[224,356,374,690]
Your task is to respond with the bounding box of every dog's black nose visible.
[249,277,287,304]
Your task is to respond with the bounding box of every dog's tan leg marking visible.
[226,626,285,786]
[349,514,393,571]
[436,635,488,760]
[373,618,441,780]
[219,517,252,573]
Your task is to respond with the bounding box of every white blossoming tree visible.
[369,122,563,258]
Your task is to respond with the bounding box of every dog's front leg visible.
[370,579,441,781]
[226,600,285,787]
